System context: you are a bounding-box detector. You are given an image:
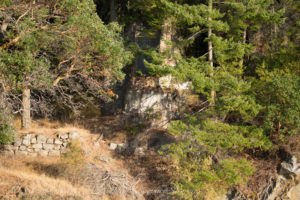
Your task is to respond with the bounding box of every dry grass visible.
[0,134,144,199]
[0,155,89,197]
[0,151,143,199]
[14,118,92,138]
[13,116,130,150]
[0,166,91,199]
[6,118,150,199]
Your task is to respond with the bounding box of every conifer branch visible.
[0,25,48,50]
[187,29,207,41]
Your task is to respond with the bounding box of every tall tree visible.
[138,0,289,198]
[221,0,284,66]
[252,0,300,139]
[0,0,132,128]
[208,0,215,103]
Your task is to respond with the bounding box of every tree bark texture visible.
[239,28,247,67]
[22,87,31,129]
[159,19,179,67]
[208,0,215,103]
[109,0,117,22]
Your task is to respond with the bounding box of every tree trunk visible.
[159,19,178,67]
[272,6,278,39]
[159,19,172,53]
[242,28,247,45]
[22,87,31,129]
[109,0,117,22]
[239,28,247,67]
[208,0,215,104]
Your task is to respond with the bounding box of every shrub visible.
[254,74,300,139]
[60,139,86,178]
[145,107,162,120]
[0,103,14,144]
[162,119,264,199]
[125,122,147,135]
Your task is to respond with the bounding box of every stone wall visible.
[1,131,79,157]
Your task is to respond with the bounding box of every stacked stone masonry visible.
[1,131,79,157]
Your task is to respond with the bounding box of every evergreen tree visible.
[142,0,290,198]
[0,0,299,198]
[0,0,132,128]
[252,0,300,140]
[162,118,270,199]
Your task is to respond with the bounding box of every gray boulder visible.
[58,134,69,140]
[32,143,42,149]
[109,143,118,150]
[54,145,61,150]
[280,155,300,178]
[134,147,145,156]
[117,143,129,152]
[22,134,32,140]
[54,139,63,145]
[36,135,47,143]
[14,138,22,147]
[19,145,26,151]
[22,139,31,146]
[46,138,54,144]
[27,148,33,153]
[31,137,37,144]
[99,155,110,163]
[43,143,54,150]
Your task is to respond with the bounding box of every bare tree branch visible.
[16,8,31,24]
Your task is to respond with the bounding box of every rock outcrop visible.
[261,155,300,200]
[124,75,191,128]
[223,155,300,200]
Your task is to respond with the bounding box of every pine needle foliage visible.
[0,0,133,90]
[162,118,266,199]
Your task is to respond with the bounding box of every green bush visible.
[60,139,86,177]
[145,108,162,120]
[0,106,14,144]
[162,119,264,199]
[125,122,147,136]
[254,74,300,139]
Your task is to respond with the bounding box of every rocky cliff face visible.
[263,155,300,200]
[124,75,191,128]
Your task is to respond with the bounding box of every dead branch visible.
[53,63,75,86]
[16,8,31,24]
[77,164,142,199]
[0,35,22,50]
